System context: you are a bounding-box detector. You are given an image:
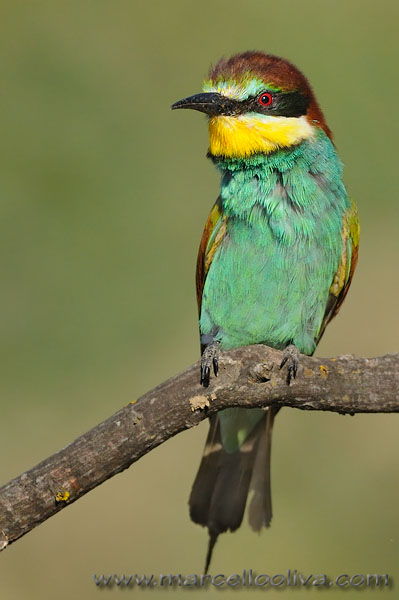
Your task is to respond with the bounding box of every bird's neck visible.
[210,129,346,223]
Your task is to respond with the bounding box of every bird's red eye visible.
[258,92,273,106]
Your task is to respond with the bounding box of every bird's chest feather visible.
[200,137,350,353]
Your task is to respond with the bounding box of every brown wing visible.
[316,199,360,344]
[196,197,227,313]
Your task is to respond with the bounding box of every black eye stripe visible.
[206,90,309,118]
[241,90,309,118]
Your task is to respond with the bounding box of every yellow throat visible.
[208,114,314,158]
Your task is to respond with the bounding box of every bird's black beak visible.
[171,92,238,116]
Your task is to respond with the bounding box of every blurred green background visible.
[0,0,398,598]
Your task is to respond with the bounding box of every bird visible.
[171,51,359,572]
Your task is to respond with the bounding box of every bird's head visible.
[172,51,331,158]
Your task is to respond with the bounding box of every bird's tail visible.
[189,407,276,572]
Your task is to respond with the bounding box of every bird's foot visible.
[279,344,300,385]
[200,342,220,387]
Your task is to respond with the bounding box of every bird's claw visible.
[201,342,220,387]
[279,344,300,385]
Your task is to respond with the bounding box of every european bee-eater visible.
[172,51,359,571]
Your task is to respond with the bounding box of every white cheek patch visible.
[236,114,315,142]
[243,113,313,131]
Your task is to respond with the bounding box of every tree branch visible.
[0,345,398,552]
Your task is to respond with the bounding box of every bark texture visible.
[0,345,397,552]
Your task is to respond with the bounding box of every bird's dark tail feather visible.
[189,408,276,572]
[248,407,275,530]
[204,530,218,574]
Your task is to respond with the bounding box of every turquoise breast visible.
[199,129,351,355]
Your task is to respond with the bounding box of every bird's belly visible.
[199,222,339,355]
